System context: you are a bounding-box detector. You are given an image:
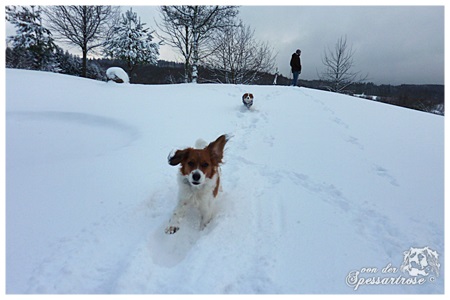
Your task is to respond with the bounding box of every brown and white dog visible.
[165,134,229,234]
[242,93,254,109]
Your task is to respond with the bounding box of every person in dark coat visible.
[290,49,302,86]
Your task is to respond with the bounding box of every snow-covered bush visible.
[106,67,129,84]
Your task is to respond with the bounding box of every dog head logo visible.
[400,247,440,277]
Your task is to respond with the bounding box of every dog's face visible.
[178,149,213,186]
[168,135,228,187]
[243,93,254,102]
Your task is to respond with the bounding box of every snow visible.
[5,69,444,294]
[106,67,129,83]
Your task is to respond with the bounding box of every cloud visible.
[237,6,444,84]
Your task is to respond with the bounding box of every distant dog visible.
[165,134,229,234]
[242,93,254,109]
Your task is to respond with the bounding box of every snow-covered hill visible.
[5,69,444,294]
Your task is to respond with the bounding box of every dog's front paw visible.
[165,226,179,234]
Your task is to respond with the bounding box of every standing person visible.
[290,49,302,86]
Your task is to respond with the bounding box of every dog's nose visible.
[192,171,201,182]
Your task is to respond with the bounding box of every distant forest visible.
[6,47,444,116]
[96,58,444,116]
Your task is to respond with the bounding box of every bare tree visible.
[156,6,192,83]
[319,36,368,93]
[204,21,276,84]
[44,5,119,77]
[157,5,238,83]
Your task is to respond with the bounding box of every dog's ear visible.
[208,134,229,164]
[168,148,190,166]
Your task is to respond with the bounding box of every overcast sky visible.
[5,3,445,85]
[132,5,444,85]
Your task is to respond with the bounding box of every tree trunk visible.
[184,61,190,83]
[191,6,198,84]
[82,48,87,78]
[184,25,190,83]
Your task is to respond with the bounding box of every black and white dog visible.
[242,93,254,109]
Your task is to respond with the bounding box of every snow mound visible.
[5,69,444,294]
[106,67,129,83]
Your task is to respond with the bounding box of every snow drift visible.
[5,69,444,294]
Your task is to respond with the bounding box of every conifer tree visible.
[104,8,159,76]
[6,5,56,71]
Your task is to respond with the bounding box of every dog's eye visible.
[201,162,209,168]
[188,161,195,167]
